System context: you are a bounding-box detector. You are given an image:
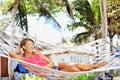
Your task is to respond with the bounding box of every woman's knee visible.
[58,62,75,69]
[61,65,81,72]
[58,62,68,70]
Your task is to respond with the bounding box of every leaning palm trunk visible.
[9,0,20,79]
[62,0,75,21]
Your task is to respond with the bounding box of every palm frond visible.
[16,1,28,32]
[73,32,90,45]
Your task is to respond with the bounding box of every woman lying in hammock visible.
[9,38,108,72]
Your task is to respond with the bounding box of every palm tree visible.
[8,0,20,79]
[71,0,102,45]
[6,0,76,43]
[107,0,120,48]
[99,0,108,39]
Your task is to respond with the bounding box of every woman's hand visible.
[19,48,24,54]
[9,49,23,60]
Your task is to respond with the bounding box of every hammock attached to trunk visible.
[0,27,120,79]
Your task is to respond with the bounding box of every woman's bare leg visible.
[94,61,108,68]
[58,61,108,72]
[58,62,81,72]
[76,61,108,71]
[61,65,81,72]
[75,63,96,71]
[58,62,68,70]
[58,62,76,70]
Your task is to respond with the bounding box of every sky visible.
[28,12,73,44]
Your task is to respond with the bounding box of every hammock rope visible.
[0,26,120,79]
[1,54,120,79]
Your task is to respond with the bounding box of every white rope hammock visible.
[0,26,120,79]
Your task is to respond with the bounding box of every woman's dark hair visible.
[20,38,34,48]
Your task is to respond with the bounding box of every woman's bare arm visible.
[40,53,54,68]
[9,49,23,60]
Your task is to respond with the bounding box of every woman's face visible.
[23,40,35,53]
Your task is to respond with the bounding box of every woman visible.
[9,38,108,72]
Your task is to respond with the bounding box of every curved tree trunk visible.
[62,0,74,21]
[62,0,75,30]
[9,0,20,79]
[11,0,19,26]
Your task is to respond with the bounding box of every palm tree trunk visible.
[9,0,20,79]
[11,0,19,26]
[62,0,74,20]
[100,0,116,76]
[99,0,108,39]
[62,0,75,29]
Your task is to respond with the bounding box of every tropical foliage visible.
[68,72,96,80]
[21,70,120,80]
[21,74,45,80]
[1,0,120,44]
[2,0,65,32]
[107,0,120,47]
[71,0,101,45]
[107,0,120,36]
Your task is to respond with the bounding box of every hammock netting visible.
[0,25,120,79]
